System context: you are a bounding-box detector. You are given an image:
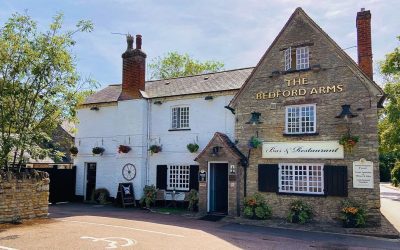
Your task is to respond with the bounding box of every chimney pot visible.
[126,34,134,50]
[136,34,142,50]
[361,7,365,11]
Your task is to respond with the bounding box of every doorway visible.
[85,163,97,201]
[208,162,228,214]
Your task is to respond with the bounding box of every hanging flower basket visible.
[92,147,105,155]
[149,145,162,154]
[118,145,131,154]
[69,146,78,156]
[339,134,359,153]
[249,136,262,149]
[187,143,199,153]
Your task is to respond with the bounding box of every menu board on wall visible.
[353,159,374,189]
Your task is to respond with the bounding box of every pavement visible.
[0,202,399,250]
[380,183,400,232]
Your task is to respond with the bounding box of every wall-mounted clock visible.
[122,163,136,181]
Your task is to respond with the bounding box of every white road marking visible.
[81,236,136,249]
[0,246,18,250]
[57,219,184,238]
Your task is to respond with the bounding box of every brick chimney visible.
[119,34,147,100]
[356,8,373,80]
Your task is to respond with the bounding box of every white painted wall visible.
[74,93,236,200]
[148,94,235,186]
[74,99,148,199]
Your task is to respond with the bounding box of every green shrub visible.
[287,200,313,224]
[340,199,366,228]
[379,152,400,182]
[391,161,400,187]
[186,189,199,211]
[91,188,110,204]
[243,193,272,220]
[140,185,157,208]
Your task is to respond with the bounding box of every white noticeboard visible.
[353,159,374,189]
[262,141,344,159]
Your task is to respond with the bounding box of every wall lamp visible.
[153,101,162,105]
[90,106,99,111]
[204,96,213,101]
[335,104,357,121]
[211,146,221,156]
[246,112,262,125]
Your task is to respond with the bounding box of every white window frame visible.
[171,106,190,129]
[285,104,316,134]
[296,46,309,70]
[167,165,190,191]
[279,163,324,195]
[284,47,292,71]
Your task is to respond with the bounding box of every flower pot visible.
[291,214,300,223]
[343,217,357,228]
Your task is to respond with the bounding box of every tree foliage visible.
[0,12,95,169]
[378,35,400,181]
[148,51,224,80]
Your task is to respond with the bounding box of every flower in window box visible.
[187,143,199,153]
[118,145,131,154]
[69,146,78,156]
[340,200,366,228]
[149,145,162,154]
[92,147,105,155]
[249,136,262,149]
[339,134,359,153]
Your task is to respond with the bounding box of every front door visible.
[209,163,228,214]
[86,163,97,200]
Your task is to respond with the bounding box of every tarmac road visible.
[381,183,400,232]
[0,203,399,250]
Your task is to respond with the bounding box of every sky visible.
[0,0,399,89]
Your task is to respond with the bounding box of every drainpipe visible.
[146,99,151,185]
[244,149,251,197]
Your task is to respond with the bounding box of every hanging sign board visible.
[353,159,374,189]
[117,182,136,208]
[262,141,344,159]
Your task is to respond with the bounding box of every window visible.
[279,163,324,194]
[167,165,190,191]
[285,104,316,134]
[284,46,309,71]
[296,47,309,70]
[171,106,189,129]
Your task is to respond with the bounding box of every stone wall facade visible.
[0,173,49,223]
[231,9,383,225]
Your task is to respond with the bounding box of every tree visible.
[0,12,95,170]
[378,35,400,181]
[148,51,224,80]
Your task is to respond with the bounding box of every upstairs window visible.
[284,46,309,71]
[171,106,190,129]
[285,104,316,134]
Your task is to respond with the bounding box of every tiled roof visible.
[82,67,253,105]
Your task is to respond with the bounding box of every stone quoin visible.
[74,7,384,225]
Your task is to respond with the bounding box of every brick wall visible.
[0,172,49,223]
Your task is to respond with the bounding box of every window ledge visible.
[168,128,191,132]
[283,132,319,137]
[277,192,325,197]
[282,68,311,74]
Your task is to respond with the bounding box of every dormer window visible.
[284,46,309,71]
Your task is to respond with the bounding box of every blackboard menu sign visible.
[117,182,136,208]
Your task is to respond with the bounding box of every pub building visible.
[195,7,384,224]
[75,7,384,225]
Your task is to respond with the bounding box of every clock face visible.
[122,163,136,181]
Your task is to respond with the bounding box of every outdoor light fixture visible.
[154,101,162,105]
[246,112,262,125]
[90,106,99,111]
[211,146,221,156]
[335,104,357,121]
[204,96,213,100]
[230,165,236,174]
